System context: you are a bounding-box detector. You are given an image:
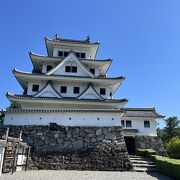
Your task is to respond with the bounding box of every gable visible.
[77,84,103,100]
[46,53,94,77]
[34,83,62,98]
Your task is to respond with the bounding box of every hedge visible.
[137,149,180,179]
[154,155,180,180]
[137,149,156,157]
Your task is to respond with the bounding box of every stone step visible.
[133,167,158,172]
[133,163,157,168]
[129,157,152,161]
[130,160,155,164]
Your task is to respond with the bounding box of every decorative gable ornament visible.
[46,52,95,77]
[77,83,103,100]
[34,81,62,98]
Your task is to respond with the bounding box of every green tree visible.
[162,117,180,145]
[0,111,4,124]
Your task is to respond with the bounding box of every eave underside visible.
[6,93,128,109]
[30,52,112,74]
[13,70,124,93]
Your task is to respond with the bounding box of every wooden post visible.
[25,147,30,171]
[5,128,9,144]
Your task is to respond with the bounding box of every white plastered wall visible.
[53,47,90,59]
[4,112,122,126]
[122,117,157,136]
[27,80,111,99]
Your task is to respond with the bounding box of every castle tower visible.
[4,35,127,126]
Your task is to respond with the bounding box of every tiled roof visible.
[6,109,123,113]
[13,69,125,80]
[46,36,99,45]
[6,93,128,104]
[29,52,112,62]
[123,108,164,118]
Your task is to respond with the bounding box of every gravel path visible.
[0,170,173,180]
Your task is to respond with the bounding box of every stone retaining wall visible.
[0,125,133,171]
[135,136,166,156]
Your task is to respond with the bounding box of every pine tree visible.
[163,117,180,145]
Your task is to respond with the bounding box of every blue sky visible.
[0,0,180,128]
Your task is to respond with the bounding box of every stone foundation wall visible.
[0,125,132,171]
[135,136,166,156]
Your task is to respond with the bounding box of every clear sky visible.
[0,0,180,128]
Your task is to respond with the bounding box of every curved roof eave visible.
[6,93,128,104]
[13,69,125,81]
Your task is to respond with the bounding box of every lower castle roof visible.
[122,108,165,118]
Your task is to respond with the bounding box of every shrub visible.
[154,155,180,179]
[137,148,180,179]
[166,138,180,159]
[137,149,156,157]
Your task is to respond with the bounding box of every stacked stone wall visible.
[0,125,133,171]
[135,136,166,156]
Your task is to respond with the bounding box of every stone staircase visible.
[129,155,158,172]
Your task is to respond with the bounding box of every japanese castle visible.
[4,35,164,147]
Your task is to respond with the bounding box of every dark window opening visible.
[58,51,63,57]
[81,53,85,58]
[144,121,150,128]
[23,88,27,95]
[46,65,53,72]
[126,120,132,127]
[61,86,67,93]
[32,84,39,92]
[74,87,80,94]
[65,66,71,72]
[76,52,80,58]
[90,69,95,74]
[65,66,77,73]
[121,120,125,127]
[72,66,77,73]
[100,88,106,95]
[64,51,69,57]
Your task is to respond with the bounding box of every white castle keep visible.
[4,35,164,150]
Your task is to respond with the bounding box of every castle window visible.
[58,51,63,57]
[61,86,67,93]
[81,53,85,58]
[126,120,132,127]
[121,120,125,127]
[76,52,80,58]
[65,66,71,72]
[100,88,106,95]
[72,66,77,73]
[46,65,53,72]
[73,87,80,94]
[64,51,69,57]
[65,66,77,73]
[32,84,39,92]
[144,121,150,128]
[90,69,95,75]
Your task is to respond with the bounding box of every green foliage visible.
[0,112,4,125]
[137,149,180,179]
[162,117,180,145]
[166,138,180,159]
[154,155,180,180]
[137,149,156,157]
